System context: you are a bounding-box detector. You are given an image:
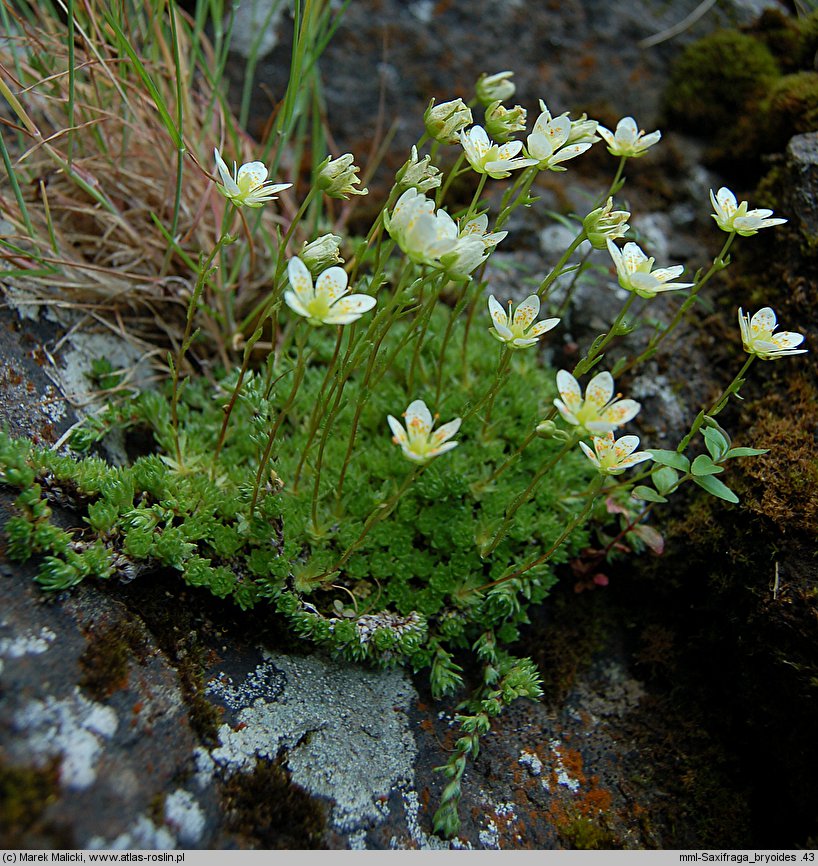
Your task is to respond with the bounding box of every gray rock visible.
[785,132,818,241]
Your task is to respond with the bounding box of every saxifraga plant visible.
[0,3,808,839]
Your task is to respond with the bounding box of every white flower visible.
[710,188,787,237]
[484,100,527,144]
[566,112,601,146]
[459,214,507,249]
[424,98,473,144]
[438,239,488,280]
[396,146,442,193]
[583,198,630,249]
[460,126,537,179]
[597,116,661,158]
[317,154,368,199]
[284,256,375,326]
[738,307,807,360]
[607,239,693,299]
[384,189,487,278]
[475,71,515,105]
[387,399,461,464]
[554,369,641,434]
[487,295,559,349]
[579,432,652,475]
[299,234,344,273]
[213,148,291,208]
[525,102,594,171]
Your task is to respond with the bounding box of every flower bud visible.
[424,98,473,145]
[299,233,344,273]
[475,71,515,106]
[583,198,631,250]
[567,114,600,146]
[395,145,442,193]
[484,100,527,144]
[316,154,368,199]
[535,420,557,438]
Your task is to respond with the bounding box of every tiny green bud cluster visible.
[583,198,630,249]
[317,154,368,199]
[424,98,473,144]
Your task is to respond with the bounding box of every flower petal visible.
[488,295,508,329]
[585,371,614,409]
[404,399,433,436]
[556,370,583,412]
[528,317,560,337]
[750,307,777,333]
[512,295,540,331]
[283,290,310,320]
[315,266,349,302]
[287,256,314,302]
[599,398,641,427]
[387,414,408,445]
[431,417,462,445]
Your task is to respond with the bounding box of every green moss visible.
[221,758,327,848]
[749,9,818,73]
[0,759,66,847]
[557,814,615,850]
[763,71,818,151]
[78,619,148,700]
[664,30,779,131]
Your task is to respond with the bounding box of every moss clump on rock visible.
[664,30,779,131]
[764,72,818,153]
[663,19,818,172]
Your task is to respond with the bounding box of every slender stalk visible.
[480,476,604,590]
[481,436,576,557]
[618,233,737,377]
[572,293,637,378]
[472,429,537,493]
[293,325,345,491]
[330,465,426,573]
[677,354,755,454]
[435,153,465,207]
[170,230,235,467]
[251,326,311,511]
[599,156,627,205]
[495,165,538,230]
[536,229,587,300]
[461,348,511,424]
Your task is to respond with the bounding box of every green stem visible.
[461,348,512,424]
[481,476,603,589]
[536,230,587,301]
[481,435,576,557]
[293,325,345,491]
[330,465,426,572]
[473,429,537,493]
[436,153,465,207]
[677,354,756,454]
[619,233,737,377]
[170,229,234,468]
[250,326,310,511]
[495,165,538,230]
[572,293,637,378]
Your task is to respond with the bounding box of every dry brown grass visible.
[0,0,295,364]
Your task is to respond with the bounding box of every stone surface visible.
[785,132,818,240]
[233,0,784,167]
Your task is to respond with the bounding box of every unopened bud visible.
[484,100,527,144]
[475,71,515,106]
[535,420,558,438]
[317,154,368,199]
[583,197,631,250]
[300,233,344,273]
[395,145,442,193]
[424,98,473,145]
